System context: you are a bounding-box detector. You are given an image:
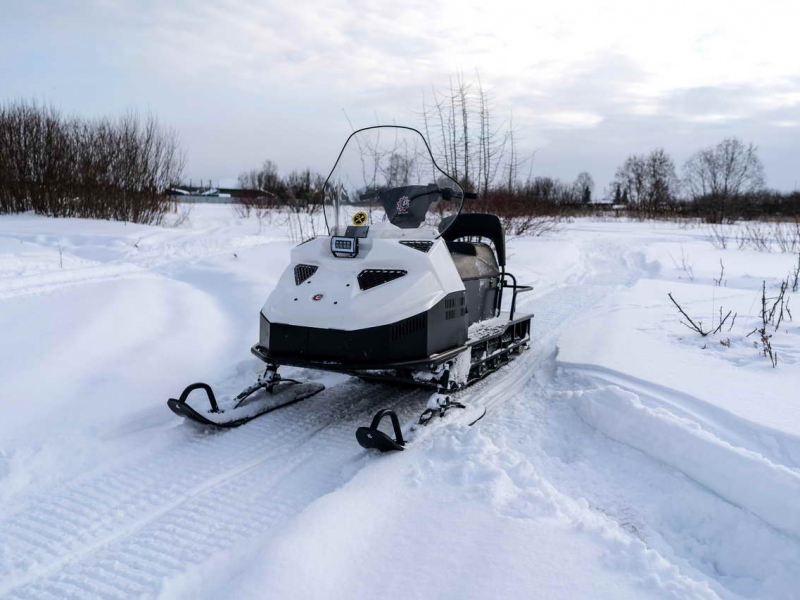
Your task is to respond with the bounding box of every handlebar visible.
[359,191,380,202]
[439,188,477,200]
[359,187,477,202]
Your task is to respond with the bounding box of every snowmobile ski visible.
[356,409,406,452]
[356,393,487,453]
[168,369,324,428]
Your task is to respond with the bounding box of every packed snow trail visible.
[0,381,430,599]
[200,238,721,600]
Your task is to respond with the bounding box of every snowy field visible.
[1,204,799,599]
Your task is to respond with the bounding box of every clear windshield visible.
[322,126,464,236]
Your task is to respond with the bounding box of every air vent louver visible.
[357,269,407,291]
[391,313,427,340]
[294,264,318,285]
[399,240,434,253]
[445,297,457,320]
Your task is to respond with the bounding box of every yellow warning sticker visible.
[352,211,368,226]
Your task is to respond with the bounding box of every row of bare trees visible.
[233,161,326,240]
[0,100,185,224]
[610,137,786,223]
[232,72,792,234]
[232,70,597,238]
[418,74,785,224]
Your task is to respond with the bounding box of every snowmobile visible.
[168,125,533,451]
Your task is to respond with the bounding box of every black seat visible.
[439,213,505,267]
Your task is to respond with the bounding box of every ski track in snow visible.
[2,212,799,598]
[0,382,429,599]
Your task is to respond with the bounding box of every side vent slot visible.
[390,313,427,341]
[445,297,456,320]
[294,264,318,285]
[399,240,434,253]
[357,269,407,291]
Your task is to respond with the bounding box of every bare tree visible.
[683,137,765,222]
[475,71,505,196]
[457,70,471,190]
[502,111,523,191]
[574,171,595,204]
[238,159,283,195]
[384,152,413,188]
[613,154,648,204]
[684,137,765,199]
[645,148,681,204]
[613,148,679,210]
[419,70,512,193]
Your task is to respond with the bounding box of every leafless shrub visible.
[713,259,726,287]
[739,222,772,252]
[471,190,560,237]
[748,282,778,367]
[171,201,194,227]
[732,220,800,253]
[510,215,560,237]
[668,293,734,337]
[747,280,792,368]
[706,223,729,249]
[773,222,793,253]
[231,163,324,240]
[0,100,184,224]
[790,254,799,293]
[231,202,249,218]
[667,246,694,280]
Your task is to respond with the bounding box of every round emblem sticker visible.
[396,196,411,214]
[352,211,367,225]
[312,294,324,301]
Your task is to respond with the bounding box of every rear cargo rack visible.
[496,270,533,320]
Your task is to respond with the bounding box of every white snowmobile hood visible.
[262,232,464,331]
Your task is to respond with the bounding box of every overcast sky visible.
[3,0,799,195]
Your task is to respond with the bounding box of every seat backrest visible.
[439,213,505,267]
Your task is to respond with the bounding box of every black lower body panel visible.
[252,313,533,377]
[260,291,467,364]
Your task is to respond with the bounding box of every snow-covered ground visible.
[1,205,798,599]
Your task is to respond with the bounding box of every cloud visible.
[2,0,799,192]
